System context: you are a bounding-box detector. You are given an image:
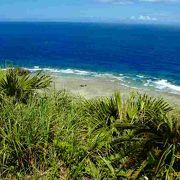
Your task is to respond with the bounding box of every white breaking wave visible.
[27,66,125,81]
[6,66,180,95]
[29,66,94,76]
[154,79,180,92]
[144,79,180,93]
[144,80,154,87]
[59,69,91,75]
[136,75,145,78]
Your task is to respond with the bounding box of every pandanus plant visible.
[0,68,52,103]
[87,93,180,179]
[115,97,179,179]
[85,92,122,129]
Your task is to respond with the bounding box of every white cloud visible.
[130,15,157,21]
[97,0,132,4]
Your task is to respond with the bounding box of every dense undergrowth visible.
[0,69,179,179]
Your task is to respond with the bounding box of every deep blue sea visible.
[0,22,180,94]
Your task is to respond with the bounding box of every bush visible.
[0,71,179,179]
[0,68,52,103]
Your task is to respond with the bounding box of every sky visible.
[0,0,180,24]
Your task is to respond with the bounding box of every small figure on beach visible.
[80,84,87,87]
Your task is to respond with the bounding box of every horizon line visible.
[0,19,180,26]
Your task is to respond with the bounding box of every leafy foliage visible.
[0,68,52,103]
[0,70,179,179]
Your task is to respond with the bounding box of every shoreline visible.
[3,67,180,96]
[51,75,180,107]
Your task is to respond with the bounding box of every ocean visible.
[0,22,180,94]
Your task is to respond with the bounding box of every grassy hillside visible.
[0,69,179,179]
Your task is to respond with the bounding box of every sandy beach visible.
[51,75,180,107]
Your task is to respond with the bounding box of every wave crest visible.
[154,79,180,92]
[24,66,180,95]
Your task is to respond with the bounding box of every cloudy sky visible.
[0,0,180,23]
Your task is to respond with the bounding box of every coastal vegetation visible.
[0,69,179,179]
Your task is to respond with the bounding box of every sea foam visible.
[154,79,180,92]
[22,66,180,95]
[28,66,125,81]
[144,79,180,93]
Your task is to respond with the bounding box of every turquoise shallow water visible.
[0,22,180,94]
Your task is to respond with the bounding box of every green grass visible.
[0,69,179,179]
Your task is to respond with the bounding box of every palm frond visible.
[0,68,52,103]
